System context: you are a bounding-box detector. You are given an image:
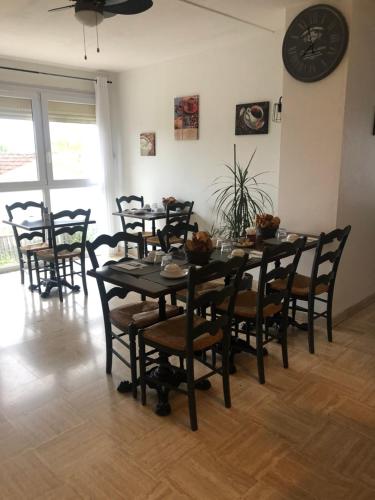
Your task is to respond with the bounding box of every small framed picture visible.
[235,101,270,135]
[140,132,156,156]
[174,95,199,140]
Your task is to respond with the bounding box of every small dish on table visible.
[160,263,188,279]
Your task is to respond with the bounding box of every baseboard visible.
[333,293,375,326]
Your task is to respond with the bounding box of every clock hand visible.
[302,43,315,57]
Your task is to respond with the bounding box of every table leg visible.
[40,263,80,298]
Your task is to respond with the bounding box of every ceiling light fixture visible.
[48,0,153,60]
[75,7,104,27]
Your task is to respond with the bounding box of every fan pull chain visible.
[96,13,100,53]
[82,25,88,60]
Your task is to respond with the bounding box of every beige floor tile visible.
[0,451,59,499]
[0,271,374,499]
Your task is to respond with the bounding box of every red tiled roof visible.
[0,154,35,175]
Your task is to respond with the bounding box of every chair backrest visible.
[184,255,248,353]
[5,201,46,255]
[310,226,351,295]
[166,201,194,226]
[116,195,145,232]
[257,238,306,323]
[50,209,91,260]
[86,231,145,317]
[157,221,198,252]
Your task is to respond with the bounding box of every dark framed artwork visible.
[140,132,156,156]
[174,95,199,140]
[235,101,270,135]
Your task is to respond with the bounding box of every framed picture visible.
[174,95,199,140]
[235,101,270,135]
[140,132,156,156]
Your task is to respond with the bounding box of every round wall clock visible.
[282,4,349,83]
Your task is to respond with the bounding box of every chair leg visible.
[138,334,147,406]
[81,257,88,296]
[186,354,198,431]
[54,262,63,303]
[19,257,25,285]
[291,298,297,322]
[222,334,231,408]
[326,292,333,343]
[26,252,34,290]
[281,314,289,369]
[307,296,315,354]
[34,254,42,294]
[62,258,67,280]
[70,258,74,286]
[129,326,138,399]
[105,325,113,375]
[256,324,265,384]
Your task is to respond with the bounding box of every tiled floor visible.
[0,270,374,499]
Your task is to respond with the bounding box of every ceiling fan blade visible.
[103,0,153,15]
[48,5,75,12]
[104,0,130,4]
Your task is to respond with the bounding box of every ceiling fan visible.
[49,0,273,60]
[48,0,153,27]
[49,0,153,59]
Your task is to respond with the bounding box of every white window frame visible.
[0,82,97,211]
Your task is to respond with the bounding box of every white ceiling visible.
[0,0,307,72]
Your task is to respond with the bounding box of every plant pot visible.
[186,250,213,266]
[256,226,278,240]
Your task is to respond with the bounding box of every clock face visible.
[282,4,349,83]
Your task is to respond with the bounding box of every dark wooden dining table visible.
[3,216,96,295]
[88,235,318,415]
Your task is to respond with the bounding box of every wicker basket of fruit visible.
[256,214,280,239]
[162,196,177,209]
[185,231,213,265]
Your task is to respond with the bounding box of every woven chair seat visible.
[218,289,282,319]
[143,314,222,352]
[270,273,329,297]
[175,279,224,302]
[110,301,181,330]
[142,231,153,238]
[146,235,183,246]
[35,248,82,261]
[20,242,49,254]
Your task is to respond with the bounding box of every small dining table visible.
[112,209,192,236]
[88,235,318,415]
[3,216,96,295]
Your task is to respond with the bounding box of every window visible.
[0,86,104,271]
[0,96,38,183]
[48,100,99,181]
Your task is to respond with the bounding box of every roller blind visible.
[48,100,96,124]
[0,96,33,120]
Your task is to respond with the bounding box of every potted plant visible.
[211,146,274,239]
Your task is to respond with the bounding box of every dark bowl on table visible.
[256,226,278,240]
[186,249,213,266]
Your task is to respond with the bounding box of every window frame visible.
[0,82,97,210]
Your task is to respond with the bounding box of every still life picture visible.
[140,132,156,156]
[174,95,199,140]
[235,101,270,135]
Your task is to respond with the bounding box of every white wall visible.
[116,32,283,231]
[278,0,352,235]
[279,0,375,316]
[335,0,375,312]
